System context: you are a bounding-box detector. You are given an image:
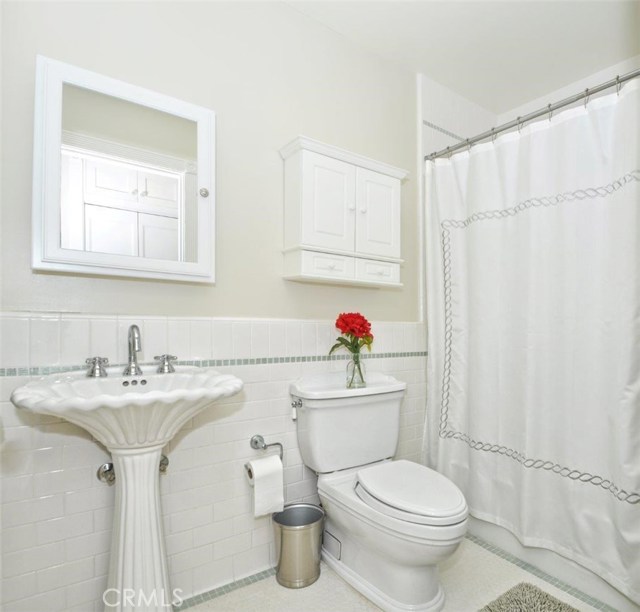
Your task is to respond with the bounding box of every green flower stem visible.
[348,352,364,388]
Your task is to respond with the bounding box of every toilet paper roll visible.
[245,455,284,517]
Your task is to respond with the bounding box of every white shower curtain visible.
[425,80,640,603]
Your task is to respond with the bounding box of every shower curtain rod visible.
[424,68,640,161]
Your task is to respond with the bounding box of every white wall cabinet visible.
[280,136,407,287]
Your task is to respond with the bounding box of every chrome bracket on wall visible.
[97,462,116,485]
[250,434,284,460]
[97,454,170,485]
[159,454,169,474]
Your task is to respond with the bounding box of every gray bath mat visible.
[479,582,580,612]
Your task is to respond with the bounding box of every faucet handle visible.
[154,354,177,374]
[86,357,109,377]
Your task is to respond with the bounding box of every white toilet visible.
[290,372,468,612]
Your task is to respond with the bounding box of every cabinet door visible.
[85,204,138,256]
[355,168,400,258]
[137,170,180,217]
[138,213,179,261]
[84,159,181,217]
[83,158,139,208]
[301,151,356,252]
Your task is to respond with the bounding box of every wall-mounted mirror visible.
[33,56,215,283]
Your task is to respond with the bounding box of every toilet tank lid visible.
[290,372,406,399]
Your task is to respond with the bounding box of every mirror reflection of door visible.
[60,84,198,262]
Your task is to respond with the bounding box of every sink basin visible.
[10,365,243,448]
[11,365,243,611]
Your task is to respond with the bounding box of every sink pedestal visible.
[103,445,172,612]
[10,366,243,612]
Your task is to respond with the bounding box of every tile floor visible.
[185,537,604,611]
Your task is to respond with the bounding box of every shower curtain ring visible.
[616,75,622,96]
[584,88,590,108]
[517,117,523,133]
[466,138,471,152]
[547,103,553,122]
[491,127,496,143]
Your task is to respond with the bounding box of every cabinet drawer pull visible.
[319,262,339,271]
[355,259,399,284]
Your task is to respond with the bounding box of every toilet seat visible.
[354,460,468,526]
[318,463,468,542]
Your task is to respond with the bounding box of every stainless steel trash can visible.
[272,503,325,588]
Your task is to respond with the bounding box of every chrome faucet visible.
[123,325,143,376]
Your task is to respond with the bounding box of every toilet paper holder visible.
[249,434,283,460]
[245,434,284,480]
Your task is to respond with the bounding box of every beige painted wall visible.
[1,1,418,320]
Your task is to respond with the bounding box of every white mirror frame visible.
[32,56,216,283]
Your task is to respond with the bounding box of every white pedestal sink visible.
[11,366,243,612]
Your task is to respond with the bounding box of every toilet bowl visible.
[290,372,468,612]
[319,461,467,612]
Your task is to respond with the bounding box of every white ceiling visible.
[287,1,640,114]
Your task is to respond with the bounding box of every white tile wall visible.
[0,313,427,611]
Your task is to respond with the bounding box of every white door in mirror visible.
[61,149,182,261]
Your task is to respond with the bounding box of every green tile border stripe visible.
[0,351,427,378]
[466,534,616,611]
[173,567,276,611]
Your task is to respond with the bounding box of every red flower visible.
[335,313,372,339]
[330,312,374,355]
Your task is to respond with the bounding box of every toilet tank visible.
[290,372,407,473]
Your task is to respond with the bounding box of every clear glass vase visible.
[346,353,366,389]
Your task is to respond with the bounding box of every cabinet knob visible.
[199,188,210,198]
[140,190,148,197]
[347,203,355,211]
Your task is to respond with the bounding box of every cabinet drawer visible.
[355,258,400,284]
[300,251,355,280]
